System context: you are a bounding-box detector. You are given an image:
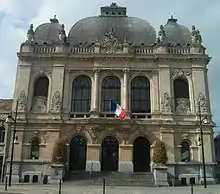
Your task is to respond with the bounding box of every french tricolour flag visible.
[110,100,126,120]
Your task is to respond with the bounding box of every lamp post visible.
[5,100,18,187]
[198,101,209,188]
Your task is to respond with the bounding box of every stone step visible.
[64,172,155,186]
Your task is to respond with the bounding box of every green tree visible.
[152,139,168,164]
[52,138,67,164]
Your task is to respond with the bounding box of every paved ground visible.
[0,184,220,194]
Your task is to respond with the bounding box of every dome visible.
[34,16,62,44]
[163,16,191,45]
[68,3,156,46]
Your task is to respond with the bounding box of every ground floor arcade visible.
[67,135,151,172]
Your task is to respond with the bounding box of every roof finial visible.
[167,15,177,24]
[50,15,59,23]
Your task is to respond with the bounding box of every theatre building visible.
[1,3,217,185]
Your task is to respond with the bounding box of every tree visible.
[52,138,67,164]
[152,139,168,165]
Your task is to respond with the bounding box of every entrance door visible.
[69,136,87,171]
[133,137,150,172]
[101,136,119,171]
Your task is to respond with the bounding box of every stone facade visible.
[0,3,217,185]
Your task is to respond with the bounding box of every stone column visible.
[86,144,101,172]
[90,69,100,118]
[123,68,129,117]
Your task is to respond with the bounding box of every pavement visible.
[0,184,220,194]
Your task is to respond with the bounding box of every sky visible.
[0,0,219,133]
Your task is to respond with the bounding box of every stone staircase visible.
[64,171,155,186]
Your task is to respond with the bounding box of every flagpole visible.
[109,99,112,113]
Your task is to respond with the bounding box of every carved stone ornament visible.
[100,31,122,54]
[31,96,47,113]
[172,69,191,79]
[196,93,208,113]
[17,90,27,111]
[175,98,190,114]
[58,24,66,43]
[50,91,62,112]
[161,92,171,112]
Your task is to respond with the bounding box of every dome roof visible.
[163,16,191,45]
[34,16,62,44]
[68,3,156,46]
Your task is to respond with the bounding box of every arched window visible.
[0,124,5,143]
[71,75,91,112]
[34,76,49,97]
[174,78,190,113]
[181,141,190,162]
[131,76,150,113]
[101,76,121,112]
[30,139,40,159]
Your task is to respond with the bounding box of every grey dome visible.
[68,4,156,46]
[163,17,191,45]
[34,16,62,43]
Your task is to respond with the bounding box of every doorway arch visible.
[69,136,87,171]
[101,136,119,172]
[133,137,151,172]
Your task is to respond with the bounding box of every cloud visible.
[0,0,219,131]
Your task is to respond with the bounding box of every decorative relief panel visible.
[17,90,27,111]
[196,93,208,113]
[161,92,171,112]
[50,91,62,112]
[172,69,191,79]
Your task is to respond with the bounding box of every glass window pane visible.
[131,76,150,113]
[71,75,91,112]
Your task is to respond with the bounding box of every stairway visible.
[64,171,155,186]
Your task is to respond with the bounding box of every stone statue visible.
[50,91,62,112]
[161,92,171,112]
[32,96,47,113]
[157,25,166,44]
[176,98,190,114]
[17,91,27,111]
[58,24,66,43]
[26,24,34,42]
[196,93,208,113]
[191,25,202,45]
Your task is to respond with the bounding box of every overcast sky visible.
[0,0,219,132]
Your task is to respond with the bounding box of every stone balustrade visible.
[19,43,206,56]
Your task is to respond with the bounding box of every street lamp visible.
[5,101,18,187]
[197,101,209,188]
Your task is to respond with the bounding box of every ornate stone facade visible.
[1,3,216,186]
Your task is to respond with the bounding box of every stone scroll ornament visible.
[161,92,171,112]
[50,91,62,112]
[17,90,27,111]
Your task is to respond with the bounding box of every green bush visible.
[152,139,168,164]
[52,138,67,164]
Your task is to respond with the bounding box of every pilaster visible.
[122,68,130,118]
[50,64,65,115]
[86,144,101,172]
[118,144,133,172]
[13,61,31,113]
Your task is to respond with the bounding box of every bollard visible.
[4,177,8,191]
[59,179,62,194]
[102,178,106,194]
[190,182,194,194]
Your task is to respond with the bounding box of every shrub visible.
[152,139,168,165]
[52,138,67,164]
